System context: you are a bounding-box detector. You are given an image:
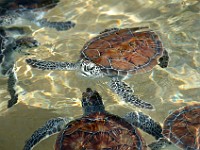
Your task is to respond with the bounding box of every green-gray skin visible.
[23,88,170,150]
[0,1,75,31]
[0,27,39,108]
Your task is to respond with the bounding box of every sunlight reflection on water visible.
[0,0,200,150]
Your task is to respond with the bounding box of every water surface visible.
[0,0,200,149]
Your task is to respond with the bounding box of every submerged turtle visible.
[23,88,166,150]
[149,104,200,150]
[0,27,39,108]
[0,0,75,31]
[26,27,169,109]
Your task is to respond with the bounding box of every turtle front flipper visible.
[15,37,39,49]
[26,59,79,71]
[124,111,171,150]
[124,111,163,140]
[7,71,18,108]
[109,78,154,109]
[15,37,39,55]
[23,117,71,150]
[2,26,31,36]
[37,19,76,31]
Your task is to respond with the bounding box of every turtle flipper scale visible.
[37,19,76,31]
[16,37,39,50]
[23,117,71,150]
[148,138,172,150]
[109,78,154,109]
[124,111,163,140]
[124,111,172,149]
[26,59,79,71]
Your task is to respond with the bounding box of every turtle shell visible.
[81,28,164,77]
[162,104,200,149]
[55,112,147,150]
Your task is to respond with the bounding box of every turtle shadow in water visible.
[26,27,170,110]
[0,27,39,108]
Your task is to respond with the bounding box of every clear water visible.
[0,0,200,150]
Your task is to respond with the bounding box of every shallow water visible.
[0,0,200,150]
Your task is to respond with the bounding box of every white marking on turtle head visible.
[80,60,103,78]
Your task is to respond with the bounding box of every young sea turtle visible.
[26,27,169,110]
[0,0,75,31]
[23,88,165,150]
[0,27,39,108]
[149,104,200,150]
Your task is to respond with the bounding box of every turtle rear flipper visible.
[7,71,18,108]
[124,111,163,140]
[109,78,154,109]
[23,117,71,150]
[148,138,172,150]
[158,50,169,68]
[26,59,79,71]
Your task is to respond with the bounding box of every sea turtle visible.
[0,0,75,31]
[0,27,39,108]
[149,104,200,150]
[26,27,169,110]
[23,88,166,150]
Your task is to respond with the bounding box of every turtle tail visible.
[26,59,79,71]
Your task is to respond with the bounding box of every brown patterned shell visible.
[162,104,200,149]
[55,112,147,150]
[81,28,164,76]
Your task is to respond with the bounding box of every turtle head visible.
[82,88,105,116]
[80,60,103,78]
